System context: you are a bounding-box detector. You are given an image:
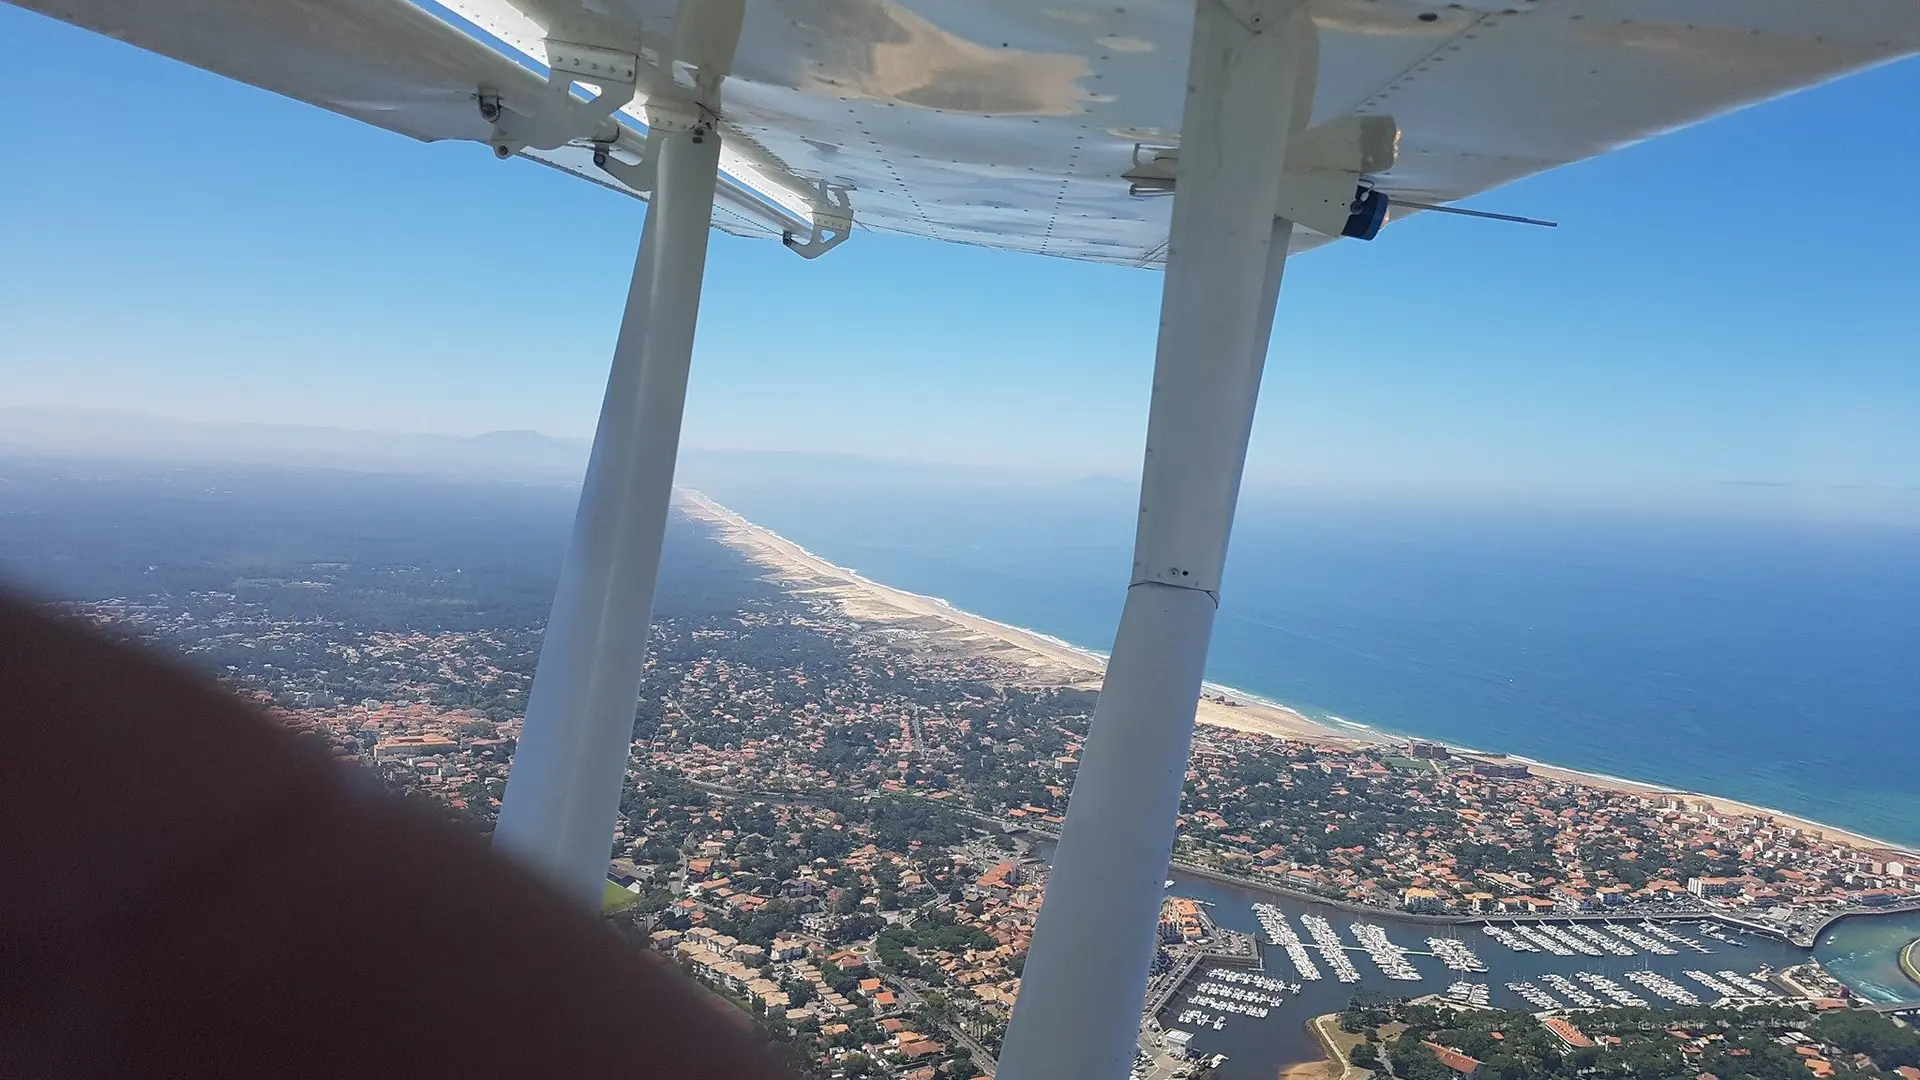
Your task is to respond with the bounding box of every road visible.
[880,971,1000,1073]
[853,896,1000,1075]
[1307,1013,1371,1080]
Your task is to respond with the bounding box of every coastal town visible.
[58,500,1920,1079]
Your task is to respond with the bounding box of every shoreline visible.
[1025,822,1920,947]
[677,488,1914,857]
[1287,1013,1365,1080]
[679,489,1359,747]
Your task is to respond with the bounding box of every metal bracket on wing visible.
[782,182,854,259]
[591,125,663,193]
[579,102,680,194]
[1123,115,1399,240]
[588,99,721,196]
[1123,144,1179,198]
[483,39,641,159]
[455,0,840,247]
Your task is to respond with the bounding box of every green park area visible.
[604,880,642,913]
[1336,997,1920,1080]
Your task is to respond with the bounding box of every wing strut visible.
[490,0,740,907]
[998,0,1314,1075]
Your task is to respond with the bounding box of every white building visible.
[1162,1029,1194,1061]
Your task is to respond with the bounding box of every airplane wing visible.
[14,0,1919,262]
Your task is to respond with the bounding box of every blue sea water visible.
[686,477,1920,848]
[1816,911,1920,1005]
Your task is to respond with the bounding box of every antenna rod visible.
[1393,198,1558,228]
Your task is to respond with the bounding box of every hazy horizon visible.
[4,404,1919,527]
[5,454,1916,847]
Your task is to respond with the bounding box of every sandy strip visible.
[677,490,1359,747]
[678,489,1912,857]
[1514,759,1906,852]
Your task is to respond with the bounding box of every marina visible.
[1184,992,1271,1018]
[1718,969,1777,996]
[1575,971,1649,1007]
[1174,1008,1227,1031]
[1482,924,1538,952]
[1299,914,1362,983]
[1034,845,1825,1080]
[1427,936,1489,972]
[1684,969,1743,998]
[1444,981,1492,1006]
[1203,966,1299,995]
[1173,967,1303,1032]
[1351,921,1421,981]
[1564,922,1634,957]
[1642,920,1715,953]
[1539,972,1604,1007]
[1476,917,1719,960]
[1506,980,1562,1009]
[1514,923,1575,955]
[1622,968,1699,1005]
[1251,903,1323,981]
[1605,922,1679,955]
[1537,923,1603,957]
[1700,922,1751,947]
[1191,980,1287,1005]
[1160,911,1803,1080]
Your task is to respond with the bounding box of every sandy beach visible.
[679,489,1353,746]
[1515,759,1905,853]
[679,489,1913,857]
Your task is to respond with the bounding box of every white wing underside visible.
[17,0,1920,264]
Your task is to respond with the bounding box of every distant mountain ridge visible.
[0,407,1075,489]
[0,406,591,477]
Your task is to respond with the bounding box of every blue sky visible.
[3,5,1919,510]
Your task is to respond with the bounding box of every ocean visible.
[682,477,1920,849]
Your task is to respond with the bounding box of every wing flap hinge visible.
[783,182,854,259]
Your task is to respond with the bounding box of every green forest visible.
[1340,998,1920,1080]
